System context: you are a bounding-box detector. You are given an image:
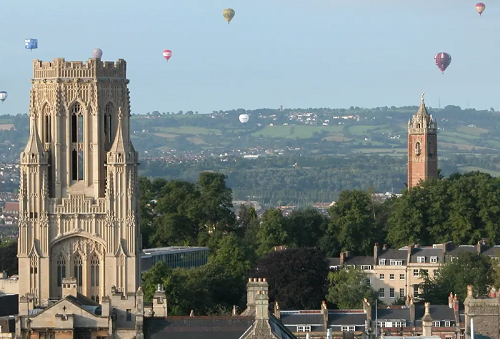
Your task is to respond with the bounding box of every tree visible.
[420,252,493,304]
[142,261,172,302]
[286,207,329,248]
[253,247,328,309]
[327,268,378,309]
[256,208,288,257]
[0,239,18,275]
[328,190,378,255]
[198,172,236,233]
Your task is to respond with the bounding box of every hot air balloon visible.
[239,113,249,124]
[223,8,235,24]
[163,50,172,62]
[434,52,452,74]
[24,39,38,51]
[476,3,485,16]
[0,92,7,103]
[92,48,103,59]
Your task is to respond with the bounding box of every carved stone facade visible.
[407,93,438,189]
[18,58,141,306]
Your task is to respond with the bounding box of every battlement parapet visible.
[32,58,127,80]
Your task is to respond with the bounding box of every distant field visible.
[458,166,500,177]
[0,124,14,130]
[252,125,343,139]
[153,133,177,139]
[156,126,221,135]
[456,126,489,135]
[353,148,406,155]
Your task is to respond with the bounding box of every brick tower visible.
[407,92,438,189]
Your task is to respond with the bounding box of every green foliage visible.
[327,190,379,255]
[387,172,500,247]
[0,239,17,274]
[419,252,494,304]
[253,248,329,310]
[327,269,378,309]
[256,209,288,257]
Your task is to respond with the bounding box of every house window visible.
[400,274,405,280]
[422,269,429,275]
[394,322,405,328]
[39,333,55,339]
[433,321,440,327]
[297,326,312,332]
[390,274,395,280]
[379,274,385,280]
[341,326,355,332]
[400,288,405,298]
[390,288,395,298]
[417,256,425,263]
[445,321,451,327]
[433,269,439,276]
[413,269,419,277]
[379,288,385,298]
[413,285,419,297]
[377,322,384,329]
[430,256,438,263]
[361,265,372,270]
[390,260,403,266]
[126,309,132,321]
[379,259,386,265]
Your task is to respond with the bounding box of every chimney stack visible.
[321,301,328,331]
[382,244,387,251]
[274,302,280,319]
[374,243,379,266]
[448,292,454,308]
[409,297,415,325]
[153,283,167,318]
[363,298,372,320]
[255,290,269,320]
[422,302,433,336]
[62,277,78,298]
[241,278,269,317]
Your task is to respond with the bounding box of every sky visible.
[0,0,498,114]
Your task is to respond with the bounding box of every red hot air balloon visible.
[163,50,172,62]
[434,52,452,74]
[476,3,485,16]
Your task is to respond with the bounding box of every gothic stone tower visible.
[18,58,141,306]
[407,93,438,189]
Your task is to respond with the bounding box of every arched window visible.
[415,142,421,156]
[104,103,113,144]
[71,103,82,143]
[57,254,66,287]
[43,105,51,143]
[90,254,99,287]
[70,103,84,181]
[73,253,83,287]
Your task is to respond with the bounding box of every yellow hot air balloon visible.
[223,8,235,24]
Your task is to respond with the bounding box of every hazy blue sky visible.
[0,0,497,114]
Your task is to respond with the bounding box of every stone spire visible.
[109,108,127,153]
[23,117,44,155]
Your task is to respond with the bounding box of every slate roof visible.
[280,312,324,325]
[144,317,255,339]
[345,256,373,266]
[328,312,367,326]
[328,258,341,267]
[409,248,444,263]
[447,245,477,256]
[375,308,410,320]
[481,246,500,257]
[378,249,407,260]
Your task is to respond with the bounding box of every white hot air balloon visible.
[239,114,249,124]
[92,48,103,59]
[0,91,7,103]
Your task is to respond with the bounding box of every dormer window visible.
[379,259,386,265]
[417,256,425,263]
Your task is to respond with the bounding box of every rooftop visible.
[142,246,209,256]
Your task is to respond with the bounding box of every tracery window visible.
[43,105,51,143]
[104,103,113,144]
[415,142,421,156]
[70,103,84,181]
[57,254,66,287]
[73,253,83,287]
[90,254,99,287]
